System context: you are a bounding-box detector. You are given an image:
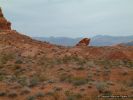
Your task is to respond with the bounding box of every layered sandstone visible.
[0,8,11,30]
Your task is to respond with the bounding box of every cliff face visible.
[0,8,11,30]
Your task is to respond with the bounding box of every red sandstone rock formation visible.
[76,38,90,46]
[0,8,11,30]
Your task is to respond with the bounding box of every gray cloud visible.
[1,0,133,37]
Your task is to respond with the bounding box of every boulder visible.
[76,38,90,46]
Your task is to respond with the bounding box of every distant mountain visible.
[121,41,133,46]
[34,37,81,46]
[91,35,133,46]
[33,35,133,46]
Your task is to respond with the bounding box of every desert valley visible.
[0,7,133,100]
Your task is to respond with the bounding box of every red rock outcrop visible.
[0,8,11,30]
[76,38,90,46]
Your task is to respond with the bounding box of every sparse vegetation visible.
[95,81,108,93]
[20,87,31,95]
[59,73,72,82]
[0,91,6,96]
[35,92,45,98]
[70,77,88,86]
[0,52,15,64]
[7,91,18,98]
[0,7,133,100]
[15,59,23,64]
[0,75,5,81]
[17,76,29,87]
[29,76,39,87]
[26,95,36,100]
[65,91,82,100]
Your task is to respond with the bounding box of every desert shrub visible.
[94,59,132,68]
[65,91,82,100]
[37,56,61,67]
[88,73,94,81]
[67,94,82,100]
[7,91,18,98]
[0,75,5,81]
[15,59,23,64]
[29,73,49,87]
[108,60,133,68]
[126,80,133,87]
[45,91,63,100]
[35,92,45,98]
[74,66,85,70]
[125,60,133,68]
[29,76,39,87]
[63,56,87,66]
[59,73,88,86]
[53,87,62,92]
[106,81,115,86]
[102,90,112,96]
[59,73,72,82]
[26,95,36,100]
[38,56,51,66]
[121,69,128,76]
[86,60,95,67]
[0,91,6,96]
[6,75,16,83]
[62,55,76,64]
[95,81,108,93]
[45,91,55,96]
[61,55,87,66]
[20,87,31,95]
[0,52,15,64]
[0,64,4,68]
[37,73,48,82]
[17,76,29,87]
[120,86,127,92]
[38,55,87,68]
[70,77,88,86]
[13,64,21,70]
[95,59,111,67]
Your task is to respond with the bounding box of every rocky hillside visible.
[0,8,133,100]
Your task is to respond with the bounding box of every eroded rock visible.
[76,38,90,46]
[0,8,11,30]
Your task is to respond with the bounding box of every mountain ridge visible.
[33,35,133,46]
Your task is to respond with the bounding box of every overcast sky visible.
[1,0,133,37]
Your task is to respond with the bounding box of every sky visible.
[0,0,133,38]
